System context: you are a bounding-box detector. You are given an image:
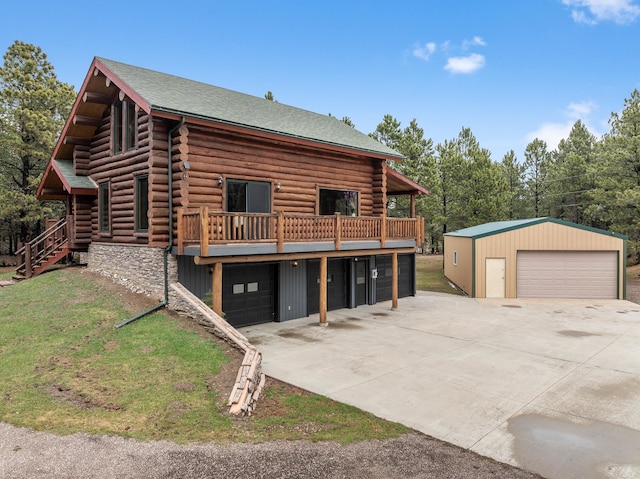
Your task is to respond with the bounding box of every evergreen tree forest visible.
[369,92,640,263]
[2,41,640,264]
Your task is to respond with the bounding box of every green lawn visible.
[0,267,14,281]
[0,267,408,443]
[416,254,464,295]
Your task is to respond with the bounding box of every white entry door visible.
[486,258,506,298]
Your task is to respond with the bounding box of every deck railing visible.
[177,208,424,256]
[15,218,68,278]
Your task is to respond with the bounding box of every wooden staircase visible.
[14,218,71,280]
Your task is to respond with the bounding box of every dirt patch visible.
[75,268,160,314]
[627,285,640,304]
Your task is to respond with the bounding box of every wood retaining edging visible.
[170,283,266,416]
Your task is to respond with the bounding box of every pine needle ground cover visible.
[0,268,408,444]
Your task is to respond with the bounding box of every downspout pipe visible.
[116,117,186,328]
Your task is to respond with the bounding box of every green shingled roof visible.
[97,57,403,159]
[445,217,627,240]
[54,160,97,191]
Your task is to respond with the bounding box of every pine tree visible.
[0,41,75,246]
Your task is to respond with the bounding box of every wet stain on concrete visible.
[502,304,522,308]
[509,413,640,479]
[345,316,362,321]
[556,330,601,338]
[328,320,363,330]
[583,378,640,401]
[373,313,389,317]
[277,329,319,343]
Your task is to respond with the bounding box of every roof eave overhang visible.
[36,160,97,200]
[386,167,429,196]
[151,107,405,162]
[50,57,152,163]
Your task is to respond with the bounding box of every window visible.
[135,175,149,232]
[453,251,458,266]
[113,100,137,154]
[319,188,358,216]
[99,182,110,233]
[226,180,270,213]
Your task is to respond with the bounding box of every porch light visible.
[218,175,224,186]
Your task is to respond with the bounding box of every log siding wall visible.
[82,111,387,249]
[87,108,151,245]
[179,125,377,218]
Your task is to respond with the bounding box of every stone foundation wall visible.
[87,243,177,299]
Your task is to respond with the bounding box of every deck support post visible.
[334,212,341,250]
[24,245,32,279]
[212,262,223,316]
[391,252,398,310]
[177,209,184,255]
[200,206,209,256]
[319,256,328,326]
[380,213,387,248]
[276,210,284,253]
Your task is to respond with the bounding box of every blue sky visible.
[2,0,639,161]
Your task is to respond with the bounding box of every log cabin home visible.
[34,57,428,327]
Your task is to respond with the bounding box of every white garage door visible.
[517,251,618,299]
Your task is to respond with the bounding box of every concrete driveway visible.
[240,293,640,479]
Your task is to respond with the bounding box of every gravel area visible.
[0,423,542,479]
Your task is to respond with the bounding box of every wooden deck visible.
[177,208,424,256]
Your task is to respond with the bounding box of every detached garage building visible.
[444,218,627,299]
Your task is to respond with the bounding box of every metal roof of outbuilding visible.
[445,217,627,240]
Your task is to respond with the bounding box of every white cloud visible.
[561,0,640,24]
[462,36,487,49]
[526,100,600,150]
[525,121,574,150]
[412,42,437,61]
[444,53,486,74]
[566,100,597,118]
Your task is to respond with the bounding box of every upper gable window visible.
[113,99,137,154]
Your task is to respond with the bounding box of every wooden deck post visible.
[410,194,416,218]
[24,245,32,279]
[212,262,223,316]
[319,256,328,326]
[177,209,184,255]
[199,206,209,256]
[277,210,284,254]
[380,213,387,248]
[391,252,398,310]
[334,212,341,250]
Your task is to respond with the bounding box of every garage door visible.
[516,251,618,299]
[376,254,415,302]
[223,263,276,327]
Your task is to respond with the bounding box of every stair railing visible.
[15,218,68,279]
